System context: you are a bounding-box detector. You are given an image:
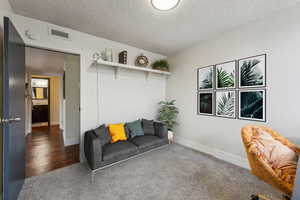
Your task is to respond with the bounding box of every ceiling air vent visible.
[49,26,71,40]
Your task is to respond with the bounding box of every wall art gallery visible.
[197,54,266,122]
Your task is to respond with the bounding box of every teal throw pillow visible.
[127,120,144,138]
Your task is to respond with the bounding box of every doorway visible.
[31,78,50,127]
[25,47,80,177]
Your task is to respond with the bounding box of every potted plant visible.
[158,100,179,143]
[152,59,170,72]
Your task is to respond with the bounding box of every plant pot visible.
[153,66,169,72]
[168,130,174,143]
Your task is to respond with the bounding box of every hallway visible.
[26,125,80,177]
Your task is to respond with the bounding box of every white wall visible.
[0,0,12,13]
[2,13,166,160]
[0,0,13,30]
[97,66,166,124]
[0,0,13,29]
[167,5,300,169]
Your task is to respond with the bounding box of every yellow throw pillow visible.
[108,123,127,143]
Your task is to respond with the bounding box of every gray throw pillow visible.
[94,124,111,146]
[124,124,131,139]
[142,119,155,135]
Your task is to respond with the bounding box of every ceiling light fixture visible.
[151,0,180,11]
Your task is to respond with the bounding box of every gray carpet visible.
[19,144,281,200]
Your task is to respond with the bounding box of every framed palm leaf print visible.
[216,61,236,89]
[216,91,236,118]
[197,66,214,90]
[198,92,214,115]
[238,54,266,88]
[239,89,266,121]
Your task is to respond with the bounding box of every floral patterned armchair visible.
[241,125,300,200]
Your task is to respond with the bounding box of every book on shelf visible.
[119,51,127,64]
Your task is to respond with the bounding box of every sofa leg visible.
[91,171,95,184]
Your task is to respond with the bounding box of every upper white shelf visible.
[92,60,171,77]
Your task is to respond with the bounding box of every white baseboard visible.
[31,122,60,127]
[64,138,80,146]
[59,124,65,130]
[26,127,31,136]
[32,122,48,127]
[174,136,250,170]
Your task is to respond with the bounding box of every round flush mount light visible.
[151,0,180,11]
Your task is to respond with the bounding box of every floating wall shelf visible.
[92,60,171,80]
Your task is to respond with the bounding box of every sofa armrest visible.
[84,130,102,170]
[154,122,168,140]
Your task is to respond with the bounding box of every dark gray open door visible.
[1,17,25,200]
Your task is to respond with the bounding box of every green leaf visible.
[217,92,234,116]
[217,67,234,88]
[241,92,263,119]
[241,59,263,86]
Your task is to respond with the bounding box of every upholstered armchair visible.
[241,125,300,200]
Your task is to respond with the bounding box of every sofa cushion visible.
[108,123,127,143]
[127,120,144,138]
[124,124,131,139]
[249,128,298,169]
[248,128,298,185]
[130,135,164,149]
[94,124,111,146]
[142,119,155,135]
[103,141,138,161]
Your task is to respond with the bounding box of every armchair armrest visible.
[290,145,300,155]
[84,130,102,170]
[154,122,168,141]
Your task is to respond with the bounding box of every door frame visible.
[25,46,81,149]
[26,45,80,56]
[25,42,83,162]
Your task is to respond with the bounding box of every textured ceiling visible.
[26,47,65,75]
[10,0,300,55]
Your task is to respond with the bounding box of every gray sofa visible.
[84,121,169,171]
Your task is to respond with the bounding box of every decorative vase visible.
[104,48,113,62]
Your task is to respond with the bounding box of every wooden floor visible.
[26,125,80,178]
